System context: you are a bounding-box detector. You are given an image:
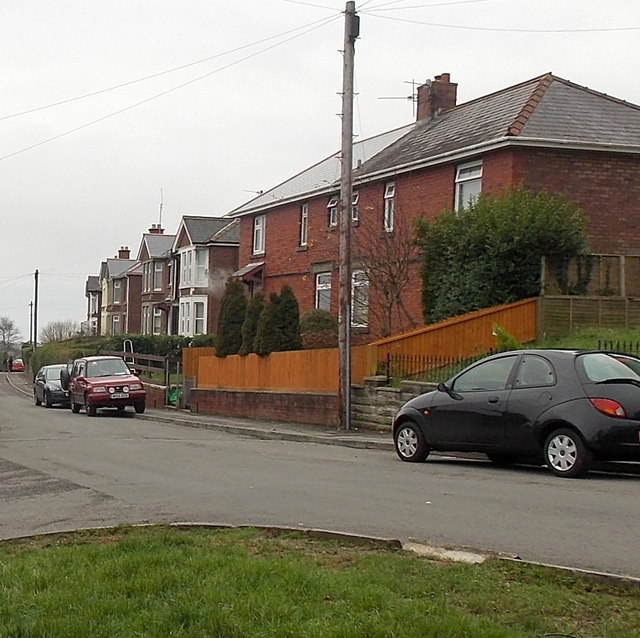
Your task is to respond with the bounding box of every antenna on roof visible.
[158,188,164,227]
[378,79,419,117]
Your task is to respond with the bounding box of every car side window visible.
[514,355,556,388]
[452,355,517,392]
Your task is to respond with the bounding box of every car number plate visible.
[111,392,129,399]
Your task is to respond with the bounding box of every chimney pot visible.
[117,246,131,259]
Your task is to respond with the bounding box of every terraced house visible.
[228,72,640,340]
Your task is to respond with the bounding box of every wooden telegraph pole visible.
[338,1,359,430]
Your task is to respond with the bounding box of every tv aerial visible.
[378,79,420,117]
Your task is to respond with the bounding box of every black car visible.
[393,349,640,478]
[34,364,70,408]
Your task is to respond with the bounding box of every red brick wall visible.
[190,388,339,427]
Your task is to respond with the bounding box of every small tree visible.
[254,292,283,356]
[0,316,21,352]
[239,293,265,355]
[216,279,247,357]
[300,309,338,349]
[279,285,302,351]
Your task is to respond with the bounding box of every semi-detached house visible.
[228,72,640,340]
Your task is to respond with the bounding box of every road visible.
[2,373,640,578]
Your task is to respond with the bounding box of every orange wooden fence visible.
[182,347,215,378]
[366,298,538,373]
[194,345,370,393]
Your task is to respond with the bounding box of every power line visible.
[1,14,341,123]
[361,9,640,32]
[0,14,341,163]
[365,0,490,9]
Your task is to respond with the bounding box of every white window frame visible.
[315,272,331,311]
[253,214,265,255]
[152,307,162,335]
[195,249,207,286]
[351,191,359,222]
[300,203,309,246]
[178,296,207,337]
[180,249,193,286]
[327,195,339,227]
[142,262,151,292]
[383,182,395,232]
[112,315,121,335]
[351,270,369,328]
[153,262,163,291]
[455,160,483,212]
[113,280,122,304]
[141,305,150,334]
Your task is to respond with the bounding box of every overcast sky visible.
[2,0,639,341]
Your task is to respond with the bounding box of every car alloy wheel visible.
[544,428,591,478]
[394,421,429,462]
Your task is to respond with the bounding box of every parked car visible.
[60,355,146,416]
[34,364,70,408]
[9,358,24,372]
[392,349,640,478]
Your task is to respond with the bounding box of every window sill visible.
[296,245,308,252]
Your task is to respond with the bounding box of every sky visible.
[2,0,639,342]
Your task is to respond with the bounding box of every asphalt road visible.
[2,373,640,578]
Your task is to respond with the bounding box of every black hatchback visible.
[392,349,640,478]
[33,364,70,408]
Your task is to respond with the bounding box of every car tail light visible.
[589,398,626,418]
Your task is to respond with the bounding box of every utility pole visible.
[33,269,39,353]
[338,1,359,430]
[29,301,33,347]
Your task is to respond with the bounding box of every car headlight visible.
[92,386,107,393]
[129,383,141,390]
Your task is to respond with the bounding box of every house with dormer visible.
[136,224,176,335]
[227,72,640,339]
[171,216,240,337]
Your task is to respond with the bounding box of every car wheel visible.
[71,400,81,413]
[544,428,592,478]
[84,395,97,417]
[394,420,429,462]
[44,391,53,408]
[134,403,145,414]
[34,392,42,407]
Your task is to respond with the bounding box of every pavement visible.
[4,370,393,451]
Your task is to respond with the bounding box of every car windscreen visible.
[86,359,130,377]
[576,352,640,383]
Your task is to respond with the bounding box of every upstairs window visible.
[179,249,207,287]
[351,191,359,222]
[383,182,395,232]
[113,280,122,304]
[253,214,265,254]
[455,161,482,211]
[327,195,339,227]
[195,250,207,285]
[153,262,163,290]
[142,262,152,292]
[300,203,309,246]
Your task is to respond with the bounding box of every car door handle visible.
[487,396,500,404]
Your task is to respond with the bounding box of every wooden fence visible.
[366,298,538,374]
[195,345,370,393]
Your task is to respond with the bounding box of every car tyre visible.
[44,391,53,408]
[71,401,81,414]
[85,396,97,417]
[34,392,42,407]
[544,428,592,478]
[134,403,145,414]
[394,420,430,462]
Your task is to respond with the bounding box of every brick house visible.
[171,216,240,337]
[136,224,176,335]
[99,247,140,336]
[228,72,640,339]
[83,275,101,335]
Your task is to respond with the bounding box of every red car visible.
[9,358,24,372]
[61,355,146,416]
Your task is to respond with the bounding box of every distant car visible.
[9,358,24,372]
[60,355,146,416]
[34,364,70,408]
[393,349,640,478]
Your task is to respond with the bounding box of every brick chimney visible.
[416,73,457,121]
[148,224,164,235]
[117,246,130,259]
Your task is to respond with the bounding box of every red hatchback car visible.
[61,355,146,416]
[9,358,25,372]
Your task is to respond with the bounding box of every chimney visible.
[148,223,164,235]
[416,73,457,122]
[117,246,130,259]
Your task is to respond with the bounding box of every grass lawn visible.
[0,526,638,637]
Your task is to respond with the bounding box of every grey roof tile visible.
[183,216,239,244]
[144,234,176,258]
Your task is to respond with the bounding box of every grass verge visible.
[0,526,638,637]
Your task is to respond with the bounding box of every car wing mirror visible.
[437,381,463,400]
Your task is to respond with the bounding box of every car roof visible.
[78,356,122,361]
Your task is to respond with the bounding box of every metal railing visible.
[382,351,491,384]
[597,340,640,356]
